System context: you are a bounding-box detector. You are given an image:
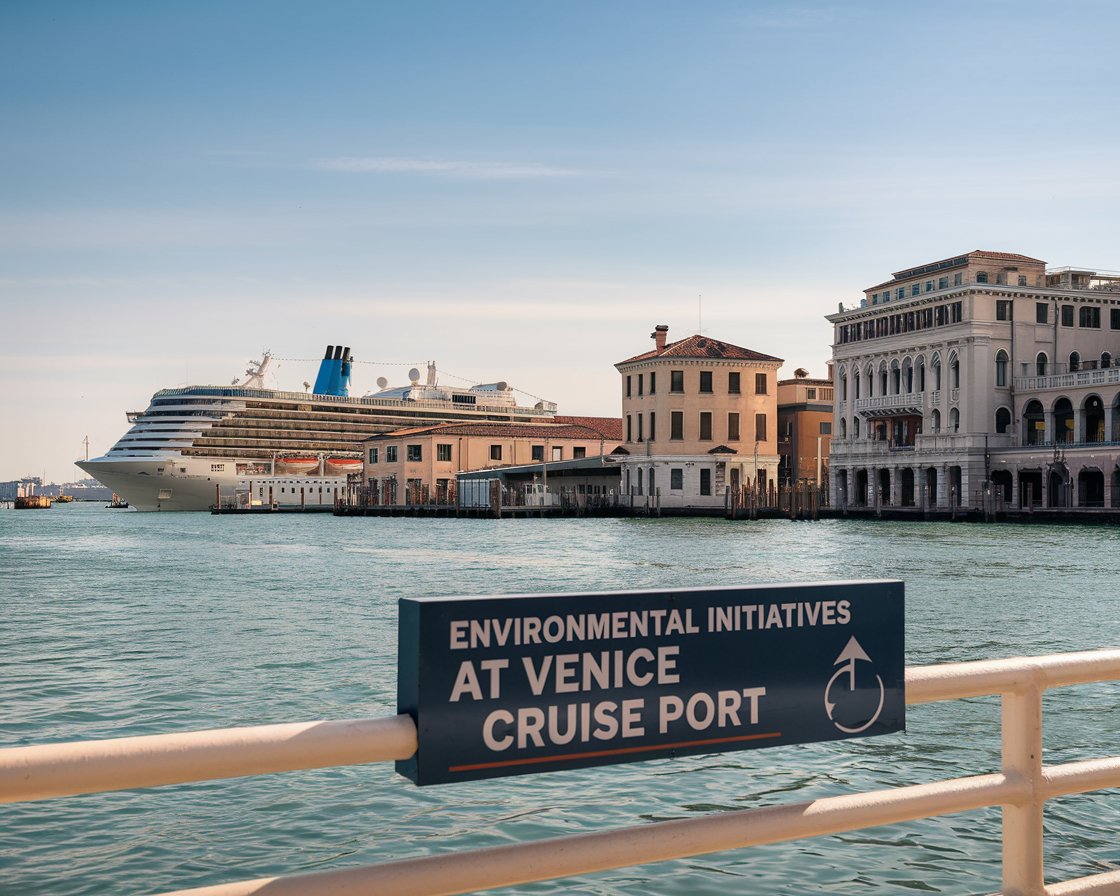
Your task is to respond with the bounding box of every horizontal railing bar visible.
[1041,756,1120,800]
[158,772,1022,896]
[0,716,417,804]
[1046,869,1120,896]
[905,649,1120,704]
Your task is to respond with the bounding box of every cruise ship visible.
[77,346,558,511]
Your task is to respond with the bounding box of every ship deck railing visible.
[3,650,1120,895]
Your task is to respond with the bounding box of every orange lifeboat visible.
[326,457,363,473]
[277,456,320,473]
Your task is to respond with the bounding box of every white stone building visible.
[828,250,1120,510]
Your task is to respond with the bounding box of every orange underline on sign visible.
[448,731,783,773]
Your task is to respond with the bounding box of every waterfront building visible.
[361,417,622,503]
[828,250,1120,510]
[777,369,834,490]
[614,325,783,510]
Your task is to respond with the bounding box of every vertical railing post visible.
[1001,685,1045,896]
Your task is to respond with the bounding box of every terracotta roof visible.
[866,250,1047,292]
[618,333,783,366]
[778,377,833,386]
[969,250,1046,264]
[553,415,623,440]
[366,421,619,442]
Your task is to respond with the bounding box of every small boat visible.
[276,456,320,473]
[55,494,74,503]
[107,494,130,509]
[15,495,52,509]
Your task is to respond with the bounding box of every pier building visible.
[828,250,1120,510]
[361,417,621,504]
[614,326,783,510]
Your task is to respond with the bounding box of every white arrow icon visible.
[824,636,885,734]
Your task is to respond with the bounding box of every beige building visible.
[777,370,834,490]
[614,325,783,509]
[362,417,622,503]
[829,250,1120,510]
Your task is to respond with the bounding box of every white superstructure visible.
[78,348,558,511]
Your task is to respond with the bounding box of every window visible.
[755,373,767,394]
[728,412,740,441]
[407,444,422,462]
[949,408,959,433]
[671,411,684,440]
[626,415,632,442]
[997,300,1013,321]
[806,387,817,399]
[976,272,989,284]
[1112,308,1120,330]
[1103,353,1112,370]
[385,446,398,462]
[911,284,920,296]
[1036,302,1049,324]
[626,375,632,397]
[996,350,1008,388]
[953,273,963,286]
[755,413,767,441]
[552,447,563,461]
[637,413,644,442]
[925,280,934,292]
[699,411,712,440]
[951,358,960,389]
[819,421,832,435]
[368,448,378,464]
[649,372,656,394]
[637,374,644,396]
[670,468,683,490]
[531,445,544,461]
[896,287,906,300]
[1080,306,1100,328]
[1036,353,1047,376]
[699,468,711,496]
[1069,352,1080,372]
[1061,305,1074,327]
[938,276,949,289]
[648,469,655,496]
[649,411,656,441]
[490,444,502,461]
[996,407,1011,434]
[1018,275,1028,286]
[573,446,586,459]
[699,371,713,393]
[670,370,684,392]
[210,463,224,472]
[437,443,452,462]
[728,371,741,394]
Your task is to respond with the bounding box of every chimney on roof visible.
[652,324,669,352]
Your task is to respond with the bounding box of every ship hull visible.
[76,457,241,512]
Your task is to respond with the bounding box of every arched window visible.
[950,354,960,389]
[854,372,860,399]
[839,367,848,400]
[916,356,926,392]
[891,359,901,395]
[996,407,1011,433]
[930,409,941,434]
[1069,351,1081,373]
[866,366,875,397]
[853,417,861,438]
[1023,400,1045,445]
[949,408,960,433]
[996,350,1009,388]
[933,356,942,390]
[839,418,847,438]
[903,358,913,393]
[880,364,888,396]
[1036,352,1048,376]
[1102,352,1112,370]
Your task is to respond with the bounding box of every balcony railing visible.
[1016,366,1120,393]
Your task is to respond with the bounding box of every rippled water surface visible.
[3,504,1119,894]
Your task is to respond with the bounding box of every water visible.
[2,504,1119,895]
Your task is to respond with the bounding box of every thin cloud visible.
[313,156,581,180]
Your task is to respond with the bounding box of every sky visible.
[3,0,1120,482]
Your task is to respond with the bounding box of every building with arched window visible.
[829,250,1120,511]
[615,325,782,510]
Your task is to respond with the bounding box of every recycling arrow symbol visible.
[823,636,885,734]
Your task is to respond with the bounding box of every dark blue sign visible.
[397,581,904,786]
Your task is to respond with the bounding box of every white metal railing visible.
[2,650,1120,896]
